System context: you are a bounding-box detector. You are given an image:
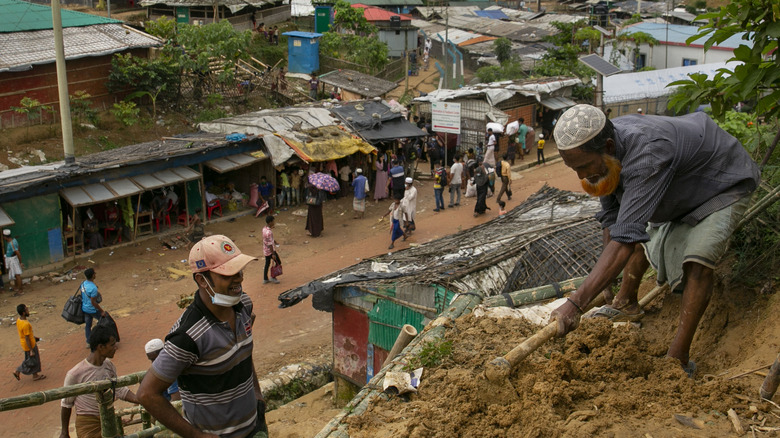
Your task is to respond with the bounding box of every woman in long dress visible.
[473,159,490,217]
[374,153,389,201]
[305,185,325,237]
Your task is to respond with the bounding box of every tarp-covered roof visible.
[330,100,426,141]
[139,0,276,14]
[277,125,376,162]
[318,69,398,98]
[0,0,120,33]
[291,0,315,17]
[345,0,423,6]
[415,77,581,106]
[1,23,161,73]
[603,62,736,104]
[473,9,508,20]
[199,107,339,165]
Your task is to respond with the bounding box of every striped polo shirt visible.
[151,291,257,437]
[597,112,760,243]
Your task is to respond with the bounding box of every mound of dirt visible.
[346,315,777,437]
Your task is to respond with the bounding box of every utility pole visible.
[52,0,75,164]
[444,5,449,89]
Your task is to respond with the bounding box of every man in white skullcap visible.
[549,104,759,377]
[144,339,180,401]
[351,168,368,219]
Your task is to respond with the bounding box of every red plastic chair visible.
[207,202,222,219]
[155,200,173,231]
[177,212,188,226]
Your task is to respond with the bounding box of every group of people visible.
[256,22,279,45]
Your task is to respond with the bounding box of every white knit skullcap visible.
[2,229,10,236]
[553,104,606,150]
[405,177,413,184]
[144,338,164,354]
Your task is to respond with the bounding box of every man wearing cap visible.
[352,168,368,219]
[4,229,23,294]
[448,154,464,208]
[402,177,417,234]
[137,235,267,438]
[144,339,180,401]
[549,104,759,375]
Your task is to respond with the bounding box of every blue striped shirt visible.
[597,112,759,243]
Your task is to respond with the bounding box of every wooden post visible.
[97,388,119,438]
[133,194,142,240]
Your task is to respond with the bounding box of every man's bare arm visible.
[137,369,217,438]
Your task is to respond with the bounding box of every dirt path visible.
[0,159,580,437]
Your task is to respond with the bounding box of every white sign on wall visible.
[431,101,461,135]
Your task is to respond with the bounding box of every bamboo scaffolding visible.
[0,372,145,412]
[483,277,587,308]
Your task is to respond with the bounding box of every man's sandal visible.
[591,306,645,322]
[12,372,20,381]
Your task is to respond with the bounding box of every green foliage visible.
[69,91,99,126]
[249,33,287,67]
[532,44,592,78]
[194,93,229,123]
[543,20,585,47]
[572,83,594,101]
[623,13,642,26]
[108,53,180,104]
[613,31,659,70]
[177,21,253,82]
[494,38,512,64]
[320,32,388,71]
[331,0,377,34]
[667,1,780,123]
[404,339,453,371]
[111,101,140,127]
[144,16,177,41]
[127,84,167,120]
[574,27,601,54]
[11,97,52,125]
[475,61,525,83]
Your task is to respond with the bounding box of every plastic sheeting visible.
[415,78,581,106]
[277,126,376,163]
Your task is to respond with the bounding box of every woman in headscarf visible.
[305,184,325,237]
[374,151,389,202]
[473,157,490,217]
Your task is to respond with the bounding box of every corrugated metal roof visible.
[0,0,120,33]
[621,22,752,50]
[0,23,162,73]
[531,13,587,24]
[353,3,411,21]
[345,0,423,6]
[603,61,737,104]
[139,0,276,14]
[473,9,509,20]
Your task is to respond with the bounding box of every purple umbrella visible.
[308,172,340,193]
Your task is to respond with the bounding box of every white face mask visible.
[201,275,242,307]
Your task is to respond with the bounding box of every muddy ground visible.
[345,280,780,437]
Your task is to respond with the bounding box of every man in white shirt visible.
[485,128,497,168]
[448,154,464,207]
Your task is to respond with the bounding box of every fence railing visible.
[0,371,172,437]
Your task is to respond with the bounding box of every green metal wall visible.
[367,299,425,352]
[186,178,203,215]
[2,193,63,268]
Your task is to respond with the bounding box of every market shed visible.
[330,100,426,143]
[0,0,161,127]
[278,186,603,397]
[318,69,399,101]
[414,77,580,152]
[0,134,269,270]
[198,106,376,165]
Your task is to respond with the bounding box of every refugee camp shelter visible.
[278,186,603,398]
[344,0,423,15]
[414,77,581,153]
[284,31,323,74]
[198,106,377,167]
[0,134,270,271]
[318,70,398,101]
[603,62,735,116]
[352,3,417,58]
[330,100,426,145]
[0,0,161,127]
[141,0,291,29]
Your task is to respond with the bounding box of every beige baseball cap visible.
[189,235,257,276]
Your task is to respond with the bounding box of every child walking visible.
[537,133,546,165]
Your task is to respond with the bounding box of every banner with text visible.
[431,101,461,135]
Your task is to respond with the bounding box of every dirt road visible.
[0,159,580,437]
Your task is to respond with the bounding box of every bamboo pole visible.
[483,277,587,308]
[355,286,437,314]
[97,388,119,438]
[382,324,418,368]
[0,372,145,412]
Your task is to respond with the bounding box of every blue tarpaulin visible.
[473,10,509,20]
